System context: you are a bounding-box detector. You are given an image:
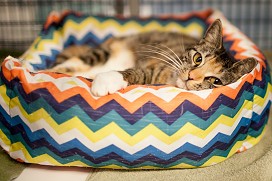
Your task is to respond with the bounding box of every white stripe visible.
[4,58,90,92]
[21,41,63,68]
[0,137,10,152]
[115,87,213,103]
[9,150,27,162]
[0,88,10,114]
[253,91,272,115]
[8,99,268,155]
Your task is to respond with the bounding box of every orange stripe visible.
[89,74,255,114]
[43,10,83,30]
[2,58,262,114]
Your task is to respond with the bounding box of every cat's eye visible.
[193,52,202,66]
[207,77,223,85]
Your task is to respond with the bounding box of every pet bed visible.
[0,9,271,169]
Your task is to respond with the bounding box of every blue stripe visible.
[0,101,269,162]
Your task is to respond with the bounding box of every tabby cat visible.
[51,19,257,96]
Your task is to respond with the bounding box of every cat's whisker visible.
[139,44,183,69]
[138,54,181,73]
[137,46,177,64]
[145,44,183,70]
[136,49,181,70]
[140,44,176,59]
[139,44,178,64]
[178,35,185,53]
[140,55,180,72]
[158,44,183,67]
[181,36,185,52]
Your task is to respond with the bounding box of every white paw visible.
[91,71,128,97]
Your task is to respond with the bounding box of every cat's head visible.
[176,19,257,90]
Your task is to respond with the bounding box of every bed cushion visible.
[0,9,271,169]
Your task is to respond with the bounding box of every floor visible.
[15,165,91,181]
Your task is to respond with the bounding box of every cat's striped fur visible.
[50,19,257,96]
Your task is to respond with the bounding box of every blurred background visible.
[0,0,271,58]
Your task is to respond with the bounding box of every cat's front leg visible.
[91,71,128,97]
[90,68,148,97]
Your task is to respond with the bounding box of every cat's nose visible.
[188,72,195,80]
[188,70,201,80]
[188,74,194,80]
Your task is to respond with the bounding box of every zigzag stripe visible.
[0,56,270,156]
[42,10,213,31]
[24,33,106,69]
[4,124,264,170]
[0,110,267,168]
[0,102,269,165]
[2,71,268,127]
[21,33,64,71]
[0,80,268,150]
[62,32,112,47]
[2,59,90,92]
[2,56,266,109]
[22,15,207,70]
[0,75,268,165]
[45,14,207,38]
[2,57,267,115]
[0,111,267,163]
[6,80,270,136]
[60,18,206,43]
[0,107,253,156]
[1,128,266,169]
[0,103,268,160]
[1,83,268,154]
[225,27,265,63]
[1,89,270,158]
[1,96,255,149]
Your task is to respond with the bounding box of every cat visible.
[51,19,257,96]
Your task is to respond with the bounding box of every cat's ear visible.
[203,19,223,49]
[230,57,258,77]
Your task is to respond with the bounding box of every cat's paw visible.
[91,71,128,97]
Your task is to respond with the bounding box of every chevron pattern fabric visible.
[0,9,271,169]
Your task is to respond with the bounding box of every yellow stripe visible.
[8,95,254,145]
[0,85,12,147]
[0,85,10,106]
[1,83,269,168]
[0,129,11,147]
[101,164,194,169]
[5,125,266,169]
[8,142,88,167]
[253,83,271,107]
[21,17,204,61]
[4,79,270,146]
[62,17,204,35]
[21,31,63,61]
[3,83,269,148]
[6,129,265,169]
[20,37,41,60]
[202,125,267,167]
[3,124,267,168]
